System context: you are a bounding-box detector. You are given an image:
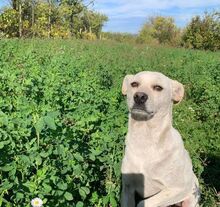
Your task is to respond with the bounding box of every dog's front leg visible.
[121,185,136,207]
[136,188,187,207]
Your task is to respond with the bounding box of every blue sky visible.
[93,0,220,33]
[1,0,219,34]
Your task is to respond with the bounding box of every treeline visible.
[0,3,219,51]
[103,11,220,51]
[0,0,108,39]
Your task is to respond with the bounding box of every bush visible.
[0,8,19,37]
[182,11,220,51]
[137,16,181,46]
[101,32,137,44]
[136,23,158,45]
[81,32,97,40]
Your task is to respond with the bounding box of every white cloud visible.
[92,0,219,32]
[94,0,220,10]
[93,0,220,19]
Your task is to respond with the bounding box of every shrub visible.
[137,16,181,46]
[81,32,97,40]
[182,11,220,51]
[0,8,19,37]
[101,32,137,44]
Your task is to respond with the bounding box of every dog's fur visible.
[121,71,200,207]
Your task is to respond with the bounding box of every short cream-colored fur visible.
[121,71,199,207]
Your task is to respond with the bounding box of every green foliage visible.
[81,31,97,40]
[137,16,181,46]
[136,22,157,44]
[0,39,219,206]
[101,32,137,44]
[0,8,19,37]
[0,1,108,39]
[182,11,220,51]
[80,10,108,38]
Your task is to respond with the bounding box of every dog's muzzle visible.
[131,92,154,121]
[134,92,148,105]
[131,108,154,121]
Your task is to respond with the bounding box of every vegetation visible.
[0,39,219,206]
[0,0,108,38]
[0,1,219,51]
[137,16,181,46]
[182,12,220,51]
[101,32,137,44]
[136,11,220,50]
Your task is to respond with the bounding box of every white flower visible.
[31,197,43,207]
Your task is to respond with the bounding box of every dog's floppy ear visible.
[122,75,134,95]
[171,80,184,104]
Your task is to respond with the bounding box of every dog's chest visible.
[122,137,160,172]
[121,132,174,175]
[121,140,169,197]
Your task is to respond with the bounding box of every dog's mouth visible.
[131,108,154,121]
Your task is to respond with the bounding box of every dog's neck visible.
[127,109,173,144]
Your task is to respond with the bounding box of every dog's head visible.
[122,71,184,121]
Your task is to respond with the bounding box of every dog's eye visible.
[131,82,139,88]
[153,85,163,91]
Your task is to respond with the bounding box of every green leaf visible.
[57,182,67,190]
[73,165,82,176]
[0,112,8,126]
[0,142,5,149]
[110,193,117,207]
[19,155,30,163]
[47,111,60,118]
[79,188,86,200]
[103,195,109,205]
[81,187,90,195]
[40,151,50,158]
[44,115,56,130]
[90,192,98,204]
[0,196,2,206]
[1,180,13,190]
[1,165,14,172]
[76,201,84,207]
[42,183,52,193]
[64,192,73,201]
[16,192,24,200]
[74,153,84,162]
[23,181,36,193]
[35,117,45,134]
[35,156,42,165]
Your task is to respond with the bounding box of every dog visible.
[121,71,200,207]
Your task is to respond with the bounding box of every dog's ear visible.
[122,75,134,95]
[171,80,184,104]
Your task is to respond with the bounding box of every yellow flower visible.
[31,197,43,207]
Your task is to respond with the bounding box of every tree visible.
[136,21,156,44]
[150,16,178,44]
[80,10,108,38]
[0,8,19,37]
[10,0,23,37]
[59,0,86,36]
[182,11,220,51]
[0,0,107,38]
[137,16,180,46]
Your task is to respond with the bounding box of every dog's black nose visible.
[134,92,148,104]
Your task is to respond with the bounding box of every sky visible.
[0,0,219,34]
[92,0,220,34]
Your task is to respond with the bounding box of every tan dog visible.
[121,71,200,207]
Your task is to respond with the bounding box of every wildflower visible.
[31,197,43,207]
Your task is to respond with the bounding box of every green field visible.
[0,39,219,207]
